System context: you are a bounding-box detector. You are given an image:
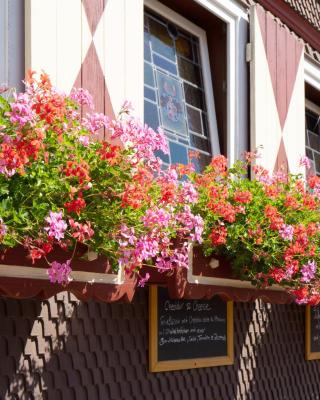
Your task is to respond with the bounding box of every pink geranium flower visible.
[279,224,294,241]
[299,156,311,169]
[47,260,72,284]
[0,218,7,238]
[70,88,94,110]
[44,211,67,241]
[8,92,35,127]
[301,260,317,283]
[138,273,150,287]
[78,135,90,146]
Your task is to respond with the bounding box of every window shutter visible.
[250,5,305,174]
[25,0,143,118]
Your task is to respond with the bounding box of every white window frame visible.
[305,58,320,93]
[145,0,220,155]
[144,0,248,164]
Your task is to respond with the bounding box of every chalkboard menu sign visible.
[149,285,234,372]
[306,305,320,360]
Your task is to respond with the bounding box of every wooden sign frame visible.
[149,285,234,372]
[306,305,320,360]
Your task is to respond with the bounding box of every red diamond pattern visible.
[72,0,115,140]
[82,0,106,36]
[256,5,303,173]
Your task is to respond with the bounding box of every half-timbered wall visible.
[25,0,143,118]
[1,1,320,399]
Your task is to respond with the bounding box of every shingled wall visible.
[0,289,320,400]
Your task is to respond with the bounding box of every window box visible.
[0,245,136,302]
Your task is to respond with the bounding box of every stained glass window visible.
[305,108,320,174]
[144,9,213,171]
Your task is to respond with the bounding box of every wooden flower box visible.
[0,245,136,302]
[138,243,291,303]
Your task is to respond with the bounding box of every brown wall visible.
[0,289,319,400]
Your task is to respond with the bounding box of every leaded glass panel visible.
[144,8,212,170]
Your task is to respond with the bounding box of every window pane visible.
[190,134,211,153]
[178,57,201,86]
[184,83,205,109]
[192,153,212,173]
[149,17,175,61]
[153,54,177,75]
[306,148,314,160]
[306,110,320,134]
[187,106,202,134]
[155,149,170,164]
[169,141,188,165]
[308,131,320,152]
[144,31,152,62]
[144,100,159,131]
[176,35,193,60]
[144,86,156,102]
[144,62,154,87]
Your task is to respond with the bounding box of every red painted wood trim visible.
[274,137,288,173]
[257,0,320,54]
[82,0,106,36]
[0,277,137,303]
[168,267,293,304]
[276,22,287,129]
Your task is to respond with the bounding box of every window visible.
[144,0,248,171]
[305,99,320,175]
[305,59,320,176]
[144,3,219,171]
